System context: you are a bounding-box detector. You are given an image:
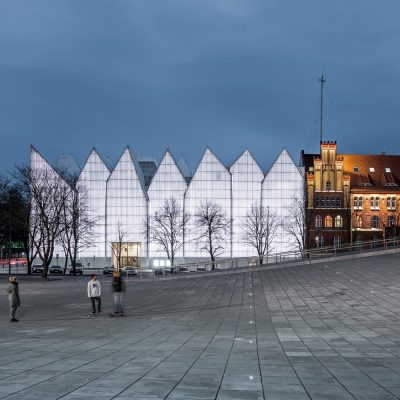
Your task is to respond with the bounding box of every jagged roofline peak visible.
[148,149,187,190]
[80,147,111,175]
[262,147,300,183]
[30,145,70,183]
[107,146,148,200]
[229,148,264,175]
[190,146,230,179]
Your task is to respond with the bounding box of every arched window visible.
[354,197,359,208]
[335,215,343,228]
[388,216,395,227]
[358,197,363,208]
[387,197,392,209]
[370,196,374,208]
[391,197,396,209]
[355,215,363,228]
[375,197,380,208]
[325,215,332,228]
[371,216,379,229]
[315,215,322,228]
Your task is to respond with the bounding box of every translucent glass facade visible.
[106,147,148,259]
[79,149,110,258]
[31,146,304,263]
[147,150,187,258]
[230,150,264,257]
[184,148,232,257]
[262,148,304,254]
[30,147,69,258]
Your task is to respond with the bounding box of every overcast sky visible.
[1,0,399,173]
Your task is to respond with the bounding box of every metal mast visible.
[319,75,326,142]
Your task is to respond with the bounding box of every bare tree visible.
[146,198,189,267]
[241,203,279,264]
[58,174,97,275]
[380,208,400,239]
[283,195,310,256]
[17,166,71,277]
[111,221,128,270]
[194,201,230,269]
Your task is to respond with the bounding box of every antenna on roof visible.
[319,75,326,143]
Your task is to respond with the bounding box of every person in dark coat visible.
[111,271,125,316]
[7,277,20,322]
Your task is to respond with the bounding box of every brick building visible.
[301,141,400,248]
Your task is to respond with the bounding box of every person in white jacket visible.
[87,274,102,315]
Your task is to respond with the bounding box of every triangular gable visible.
[148,149,187,192]
[189,147,230,186]
[107,147,148,199]
[79,148,110,180]
[230,149,264,178]
[30,146,68,183]
[263,148,300,180]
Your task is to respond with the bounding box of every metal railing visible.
[2,236,400,277]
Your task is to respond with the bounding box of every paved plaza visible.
[1,254,400,400]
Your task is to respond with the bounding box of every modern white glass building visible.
[31,145,304,267]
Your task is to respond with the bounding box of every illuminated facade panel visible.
[147,150,188,258]
[230,150,264,257]
[184,148,232,257]
[78,149,110,258]
[105,147,148,260]
[262,148,304,254]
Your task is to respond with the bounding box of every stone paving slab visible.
[0,253,400,399]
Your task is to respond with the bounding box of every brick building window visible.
[325,215,332,228]
[321,198,325,208]
[326,198,331,208]
[355,215,363,228]
[333,236,341,247]
[353,196,363,209]
[315,236,324,247]
[370,196,379,210]
[326,181,331,191]
[371,216,379,229]
[388,216,395,227]
[335,215,343,228]
[336,197,341,208]
[315,215,322,228]
[315,197,320,208]
[387,197,396,210]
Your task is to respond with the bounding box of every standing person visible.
[7,277,20,322]
[112,270,125,316]
[87,274,102,316]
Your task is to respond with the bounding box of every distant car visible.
[177,266,189,273]
[154,268,164,276]
[122,266,138,276]
[32,264,44,273]
[50,265,63,274]
[67,265,83,275]
[103,266,115,275]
